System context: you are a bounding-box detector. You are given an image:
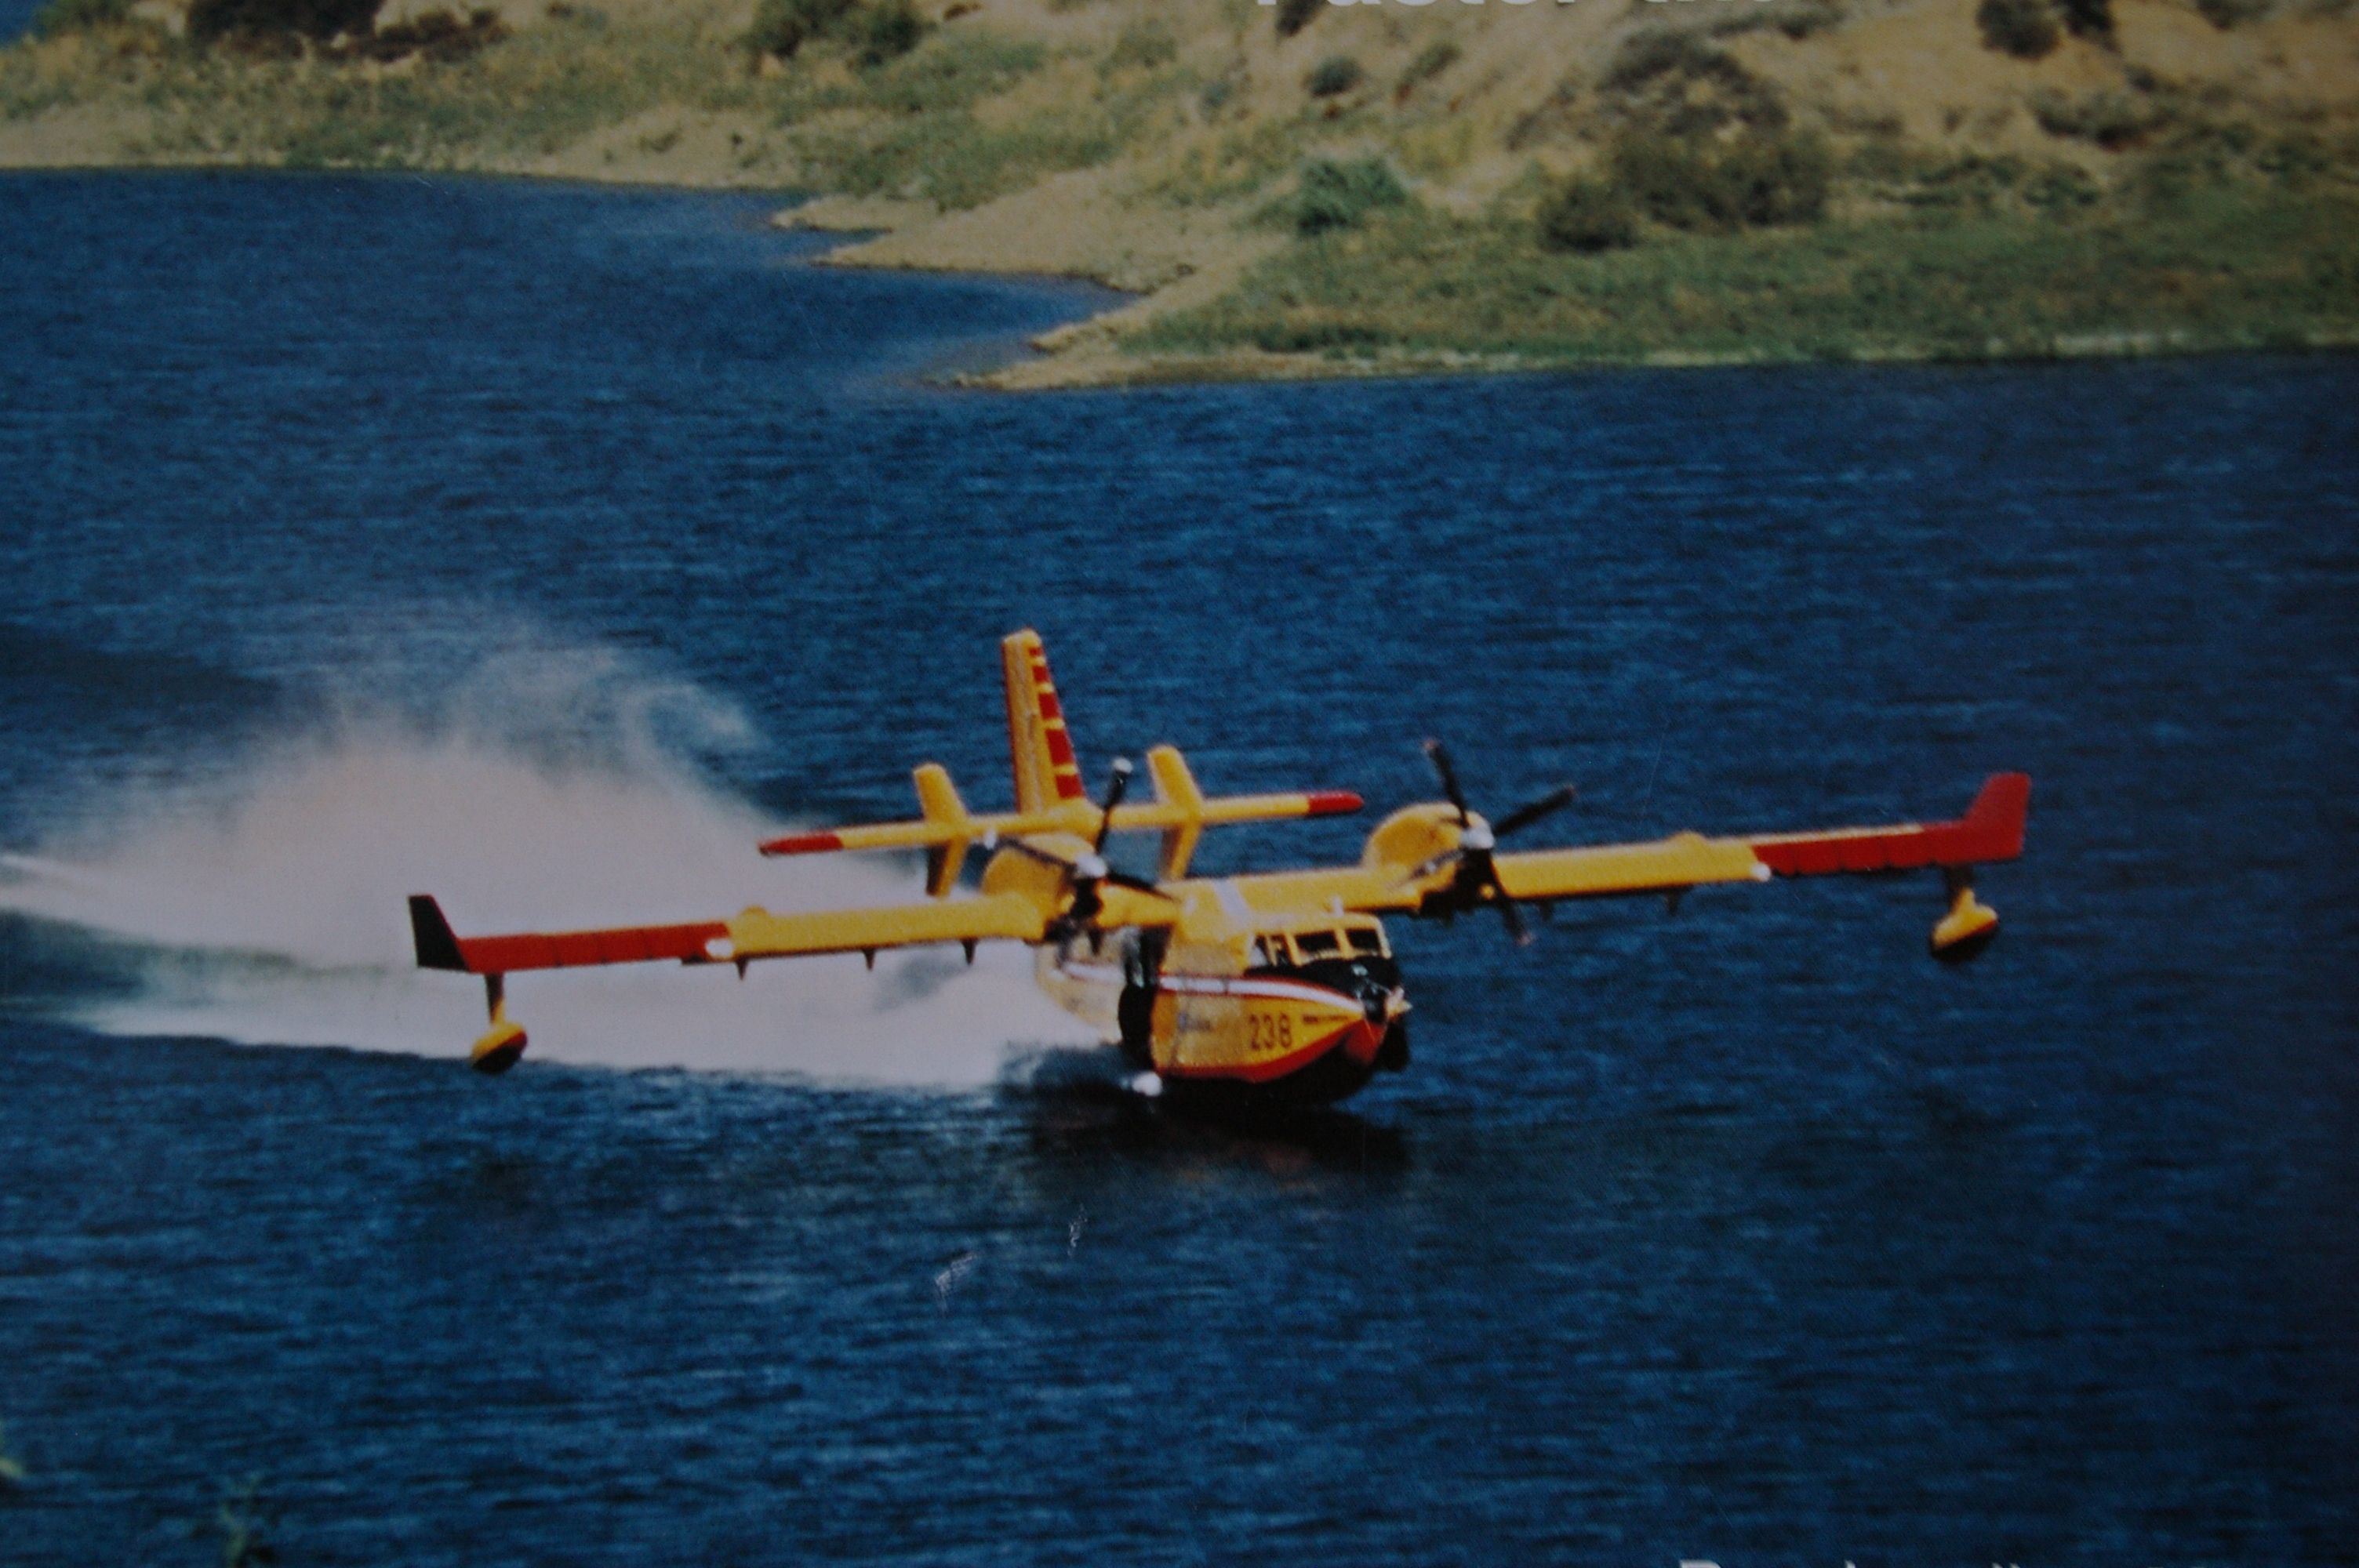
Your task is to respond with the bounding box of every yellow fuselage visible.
[984,840,1409,1105]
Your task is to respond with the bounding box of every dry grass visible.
[3,0,2355,382]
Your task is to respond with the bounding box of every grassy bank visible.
[3,0,2355,387]
[0,9,1130,201]
[1135,183,2359,371]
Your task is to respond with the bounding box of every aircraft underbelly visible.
[1041,952,1383,1095]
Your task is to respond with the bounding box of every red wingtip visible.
[1749,772,2032,877]
[759,831,845,857]
[1303,790,1365,817]
[1959,772,2032,861]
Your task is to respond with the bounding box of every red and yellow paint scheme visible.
[410,630,2031,1108]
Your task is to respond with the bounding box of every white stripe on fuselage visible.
[1055,960,1354,1007]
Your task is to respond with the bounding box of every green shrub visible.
[2194,0,2269,25]
[2055,0,2114,42]
[1306,54,1362,98]
[1976,0,2059,58]
[1715,132,1832,226]
[746,0,855,59]
[28,0,133,38]
[847,0,926,65]
[2254,131,2328,181]
[1251,318,1383,354]
[187,0,381,42]
[1600,30,1722,94]
[1537,176,1637,253]
[1608,130,1830,232]
[2031,86,2158,148]
[745,0,918,64]
[343,8,507,61]
[1274,0,1321,39]
[856,30,1041,113]
[1397,38,1459,95]
[1107,21,1176,71]
[2023,162,2101,209]
[1608,136,1719,230]
[1505,73,1579,151]
[1293,156,1405,234]
[1599,29,1787,136]
[1772,0,1846,40]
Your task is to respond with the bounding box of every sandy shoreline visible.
[4,0,2352,392]
[6,144,2352,393]
[0,129,1281,390]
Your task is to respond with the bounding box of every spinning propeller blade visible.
[1409,742,1576,946]
[1424,739,1470,826]
[1093,757,1131,854]
[995,758,1174,944]
[1492,785,1577,838]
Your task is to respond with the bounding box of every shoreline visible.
[5,0,2353,395]
[7,151,2353,393]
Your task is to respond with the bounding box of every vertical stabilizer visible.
[1001,630,1087,811]
[1147,745,1206,880]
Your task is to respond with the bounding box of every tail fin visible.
[409,895,471,971]
[1001,630,1087,811]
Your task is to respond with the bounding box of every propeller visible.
[1406,739,1576,946]
[990,757,1173,946]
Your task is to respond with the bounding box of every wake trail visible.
[0,691,1095,1085]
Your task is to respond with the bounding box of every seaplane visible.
[409,630,2031,1108]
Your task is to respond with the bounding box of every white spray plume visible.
[0,644,1096,1084]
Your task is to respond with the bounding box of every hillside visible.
[3,0,2355,387]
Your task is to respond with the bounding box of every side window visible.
[1296,930,1341,957]
[1254,936,1288,967]
[1350,927,1388,957]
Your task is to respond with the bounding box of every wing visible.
[1212,833,1764,917]
[409,891,1050,975]
[1216,773,2030,915]
[1496,772,2030,899]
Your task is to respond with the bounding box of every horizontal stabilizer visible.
[758,746,1360,862]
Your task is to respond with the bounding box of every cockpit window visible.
[1348,927,1389,957]
[1296,930,1342,957]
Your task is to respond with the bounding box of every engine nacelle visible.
[1360,802,1482,880]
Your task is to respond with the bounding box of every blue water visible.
[2,171,2354,1564]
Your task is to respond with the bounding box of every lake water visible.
[1,171,2354,1565]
